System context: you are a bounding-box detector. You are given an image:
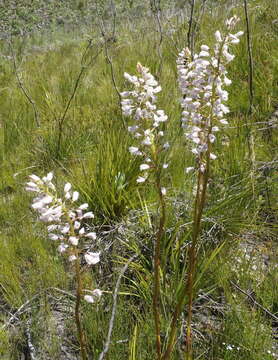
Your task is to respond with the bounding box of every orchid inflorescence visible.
[121,63,169,189]
[26,172,102,303]
[177,16,243,173]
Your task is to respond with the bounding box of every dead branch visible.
[8,39,40,127]
[98,254,138,360]
[230,281,278,322]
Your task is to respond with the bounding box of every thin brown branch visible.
[56,40,103,157]
[8,39,40,127]
[98,254,138,360]
[187,0,196,56]
[230,281,278,322]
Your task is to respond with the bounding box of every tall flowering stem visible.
[162,17,243,360]
[121,63,169,359]
[25,173,102,360]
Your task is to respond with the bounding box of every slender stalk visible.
[243,0,254,115]
[153,152,166,359]
[243,0,256,196]
[75,253,88,360]
[187,0,196,55]
[185,163,209,360]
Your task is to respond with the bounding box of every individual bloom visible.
[68,255,77,262]
[61,223,70,234]
[186,167,195,173]
[29,174,41,182]
[79,227,85,235]
[92,289,102,297]
[64,182,72,193]
[142,136,152,146]
[49,233,59,241]
[83,212,94,219]
[42,172,53,183]
[84,252,100,265]
[72,191,79,202]
[161,187,167,196]
[65,192,71,200]
[210,153,217,160]
[74,221,81,230]
[58,243,69,253]
[162,163,168,169]
[215,30,222,42]
[84,295,95,303]
[129,146,141,155]
[79,203,89,210]
[140,164,150,171]
[137,176,146,183]
[85,232,97,240]
[47,224,59,232]
[220,118,229,125]
[69,236,79,246]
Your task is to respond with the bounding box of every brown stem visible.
[185,166,208,360]
[75,255,87,360]
[153,171,166,359]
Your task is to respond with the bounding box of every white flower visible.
[215,30,222,42]
[74,221,81,230]
[29,174,41,182]
[72,191,79,202]
[92,289,102,297]
[161,187,167,196]
[129,146,140,155]
[64,183,71,192]
[85,232,97,240]
[186,167,195,173]
[49,233,59,241]
[79,227,85,235]
[140,164,150,171]
[79,203,89,210]
[84,295,95,303]
[69,255,77,262]
[69,236,79,246]
[84,252,100,265]
[83,212,94,219]
[58,243,69,253]
[61,223,70,234]
[137,176,146,183]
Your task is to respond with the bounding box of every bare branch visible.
[98,254,138,360]
[8,39,40,127]
[56,40,103,157]
[230,281,278,322]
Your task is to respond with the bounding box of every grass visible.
[0,0,277,358]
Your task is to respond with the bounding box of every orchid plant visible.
[26,172,101,360]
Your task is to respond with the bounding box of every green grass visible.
[0,0,277,358]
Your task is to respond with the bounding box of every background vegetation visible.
[0,0,277,358]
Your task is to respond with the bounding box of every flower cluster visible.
[177,16,243,172]
[121,63,169,186]
[26,172,102,303]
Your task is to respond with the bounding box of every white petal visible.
[84,295,95,303]
[85,232,97,240]
[69,236,79,246]
[83,212,94,219]
[84,252,100,265]
[69,255,77,262]
[64,183,72,193]
[72,191,79,202]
